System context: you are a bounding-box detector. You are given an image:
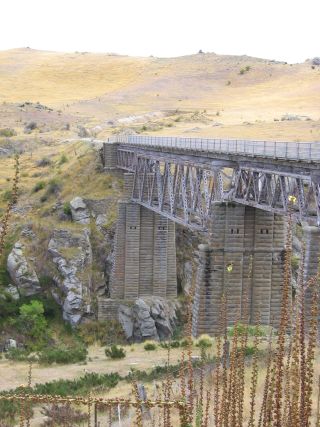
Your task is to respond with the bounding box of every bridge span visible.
[100,136,320,336]
[103,135,320,229]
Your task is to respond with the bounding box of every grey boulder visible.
[70,197,90,224]
[118,297,178,342]
[7,242,41,296]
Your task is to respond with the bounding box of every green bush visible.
[105,344,126,359]
[63,202,72,216]
[160,340,181,349]
[47,178,62,195]
[239,65,251,75]
[5,348,34,362]
[59,154,68,165]
[0,128,16,137]
[228,323,266,337]
[144,341,157,351]
[0,293,20,320]
[180,338,190,348]
[2,190,13,202]
[195,334,213,349]
[32,180,46,193]
[291,255,300,271]
[244,345,256,356]
[0,396,31,423]
[78,320,125,346]
[33,372,120,396]
[38,344,87,365]
[16,300,48,350]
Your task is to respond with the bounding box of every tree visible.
[18,300,48,349]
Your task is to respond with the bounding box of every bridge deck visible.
[103,135,320,228]
[110,135,320,163]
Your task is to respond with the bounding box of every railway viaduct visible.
[100,135,320,335]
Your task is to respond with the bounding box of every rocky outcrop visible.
[70,197,90,224]
[118,297,178,342]
[48,228,93,326]
[5,284,20,300]
[7,242,41,296]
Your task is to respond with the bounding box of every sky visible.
[0,0,319,63]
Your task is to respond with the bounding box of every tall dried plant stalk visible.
[271,210,293,427]
[0,154,20,258]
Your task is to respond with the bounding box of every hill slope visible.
[0,48,319,140]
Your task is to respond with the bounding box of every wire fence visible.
[0,394,187,426]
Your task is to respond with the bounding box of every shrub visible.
[160,340,180,349]
[195,334,213,349]
[244,345,256,356]
[180,338,190,348]
[0,293,20,319]
[46,178,62,195]
[32,180,46,193]
[239,65,251,75]
[0,398,28,423]
[78,320,126,346]
[228,323,266,337]
[17,300,48,350]
[105,344,126,359]
[25,121,37,131]
[34,372,120,396]
[36,157,51,167]
[2,190,13,202]
[41,404,88,426]
[0,128,16,137]
[38,344,87,365]
[5,348,34,362]
[144,341,157,351]
[63,202,72,216]
[59,154,68,165]
[291,254,300,271]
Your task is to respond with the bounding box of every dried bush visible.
[40,404,88,426]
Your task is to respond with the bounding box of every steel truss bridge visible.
[104,135,320,230]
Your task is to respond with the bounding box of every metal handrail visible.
[108,135,320,162]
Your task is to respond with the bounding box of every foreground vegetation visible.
[1,150,320,426]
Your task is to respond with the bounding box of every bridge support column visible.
[111,201,177,300]
[192,204,287,335]
[192,244,214,336]
[102,142,119,170]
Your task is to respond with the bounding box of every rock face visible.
[118,297,178,342]
[5,284,20,300]
[70,197,90,224]
[7,242,41,296]
[48,228,93,326]
[312,57,320,66]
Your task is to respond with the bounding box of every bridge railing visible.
[109,135,320,162]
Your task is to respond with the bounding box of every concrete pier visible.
[111,200,177,299]
[192,204,287,335]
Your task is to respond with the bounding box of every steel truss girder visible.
[116,148,320,229]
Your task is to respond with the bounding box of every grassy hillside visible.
[0,48,319,141]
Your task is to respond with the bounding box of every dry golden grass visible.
[0,343,193,392]
[0,48,319,141]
